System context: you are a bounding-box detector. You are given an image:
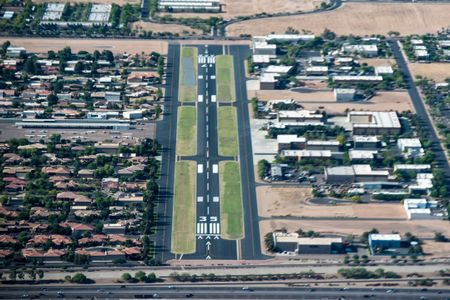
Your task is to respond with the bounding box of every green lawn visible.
[218,106,238,157]
[176,106,197,156]
[215,55,236,102]
[179,47,198,102]
[171,161,196,254]
[219,161,244,240]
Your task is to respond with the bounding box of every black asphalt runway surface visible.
[156,43,264,262]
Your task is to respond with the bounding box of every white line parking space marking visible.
[197,164,203,174]
[212,164,218,174]
[198,95,203,102]
[213,196,219,202]
[197,196,203,202]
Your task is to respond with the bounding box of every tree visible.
[434,232,447,242]
[74,61,84,74]
[121,273,132,282]
[47,94,58,106]
[70,273,92,284]
[257,159,270,179]
[135,271,147,282]
[37,269,44,280]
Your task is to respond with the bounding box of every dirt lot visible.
[0,38,168,55]
[158,0,327,20]
[227,3,450,36]
[408,63,450,82]
[257,186,406,219]
[33,0,140,4]
[131,21,200,35]
[250,90,414,114]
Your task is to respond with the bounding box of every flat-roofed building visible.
[333,75,383,83]
[265,65,293,74]
[353,135,380,149]
[252,40,277,56]
[273,232,343,254]
[334,88,356,102]
[306,140,340,151]
[348,111,401,135]
[278,110,323,123]
[306,66,328,76]
[277,135,306,151]
[349,150,377,162]
[159,0,221,12]
[397,138,424,158]
[342,44,378,57]
[265,34,315,42]
[393,164,431,173]
[374,66,394,76]
[403,198,439,219]
[324,164,389,184]
[369,234,401,250]
[15,119,130,130]
[281,149,332,161]
[259,73,278,90]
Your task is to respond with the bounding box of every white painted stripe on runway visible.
[198,75,203,79]
[209,223,213,234]
[213,196,219,202]
[216,223,220,234]
[210,216,217,222]
[197,196,203,202]
[197,223,201,233]
[206,182,209,191]
[207,206,210,215]
[210,75,216,80]
[212,164,218,174]
[197,164,203,174]
[211,95,216,102]
[198,95,203,102]
[204,223,208,234]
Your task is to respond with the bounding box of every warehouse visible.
[348,111,401,135]
[324,164,389,184]
[334,88,355,102]
[273,232,343,254]
[277,135,306,151]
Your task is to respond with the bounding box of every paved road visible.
[389,40,450,182]
[228,45,266,260]
[155,43,180,263]
[2,284,448,299]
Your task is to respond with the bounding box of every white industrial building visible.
[334,88,355,102]
[324,164,389,184]
[333,75,383,83]
[158,0,221,12]
[348,111,401,135]
[408,173,434,195]
[341,44,378,57]
[278,110,323,123]
[403,198,438,220]
[374,66,394,76]
[397,138,424,158]
[123,110,143,120]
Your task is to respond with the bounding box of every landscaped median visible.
[179,47,198,102]
[215,55,236,102]
[218,106,239,157]
[176,106,197,156]
[219,161,244,240]
[171,160,196,254]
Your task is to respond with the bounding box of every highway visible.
[1,284,448,299]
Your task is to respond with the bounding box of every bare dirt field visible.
[250,90,414,114]
[257,186,406,219]
[158,0,327,20]
[0,38,168,55]
[131,21,200,35]
[422,240,450,258]
[33,0,140,4]
[409,63,450,82]
[227,3,450,36]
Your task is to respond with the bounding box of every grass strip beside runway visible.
[219,161,244,240]
[215,55,236,102]
[179,47,198,102]
[218,106,238,157]
[171,160,196,254]
[176,106,197,156]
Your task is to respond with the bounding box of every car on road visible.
[185,294,194,298]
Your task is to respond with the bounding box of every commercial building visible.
[278,110,323,123]
[334,88,356,102]
[252,38,277,56]
[306,140,340,151]
[397,138,424,158]
[277,135,306,151]
[324,164,389,184]
[123,109,143,120]
[349,150,377,162]
[306,66,328,76]
[403,198,438,220]
[408,173,434,195]
[281,149,333,161]
[393,164,431,173]
[374,66,394,76]
[348,111,401,135]
[341,44,378,57]
[265,34,315,43]
[273,232,343,254]
[158,0,221,12]
[368,234,401,251]
[259,73,278,90]
[333,75,383,83]
[353,136,380,149]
